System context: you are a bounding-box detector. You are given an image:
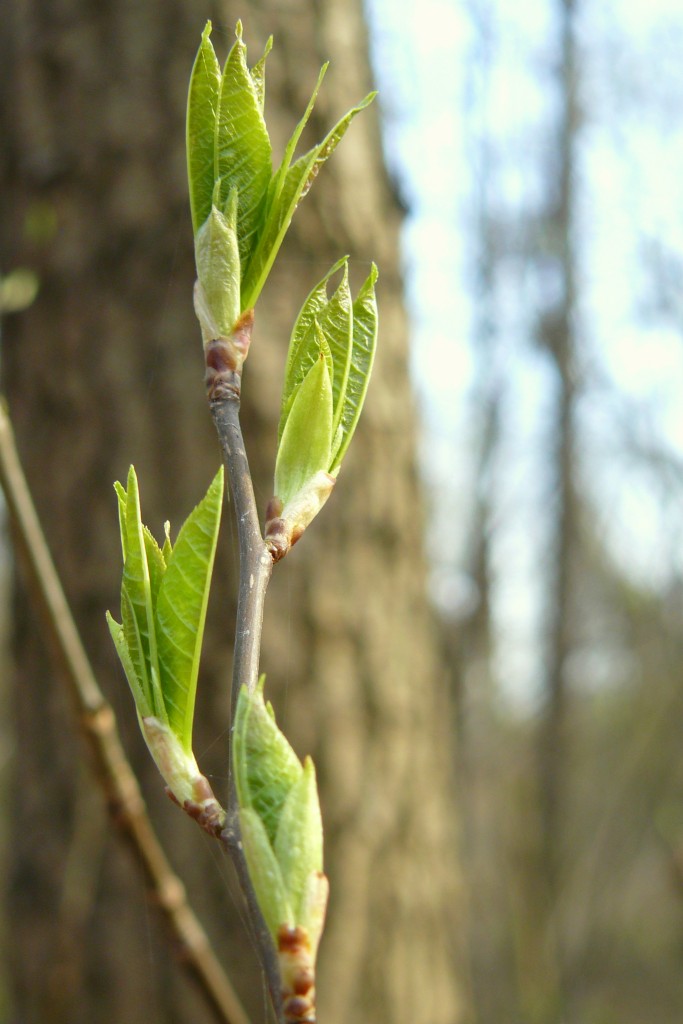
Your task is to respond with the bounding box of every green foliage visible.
[107,466,224,755]
[273,261,378,512]
[275,354,334,506]
[186,22,221,235]
[186,20,376,315]
[233,679,327,945]
[193,186,242,348]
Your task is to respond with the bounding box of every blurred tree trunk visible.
[534,0,580,1017]
[0,1,464,1023]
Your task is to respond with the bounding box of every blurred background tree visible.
[0,1,464,1023]
[368,0,683,1021]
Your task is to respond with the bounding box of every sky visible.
[365,0,683,702]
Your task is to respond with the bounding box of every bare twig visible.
[0,400,250,1024]
[206,337,284,1023]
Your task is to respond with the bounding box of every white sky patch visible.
[367,0,683,702]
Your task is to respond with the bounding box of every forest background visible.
[2,0,683,1023]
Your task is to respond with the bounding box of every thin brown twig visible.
[0,399,250,1024]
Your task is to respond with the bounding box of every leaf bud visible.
[193,188,242,358]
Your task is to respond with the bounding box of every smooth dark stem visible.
[210,382,273,713]
[208,368,283,1022]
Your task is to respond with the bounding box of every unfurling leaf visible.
[215,25,272,267]
[193,189,241,347]
[186,22,375,320]
[107,466,224,816]
[187,21,222,234]
[275,354,334,507]
[266,261,378,558]
[233,680,327,954]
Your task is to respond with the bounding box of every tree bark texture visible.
[0,1,464,1023]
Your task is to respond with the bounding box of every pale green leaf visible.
[279,257,347,438]
[194,193,241,337]
[106,611,152,719]
[240,92,376,311]
[154,467,224,753]
[279,322,333,443]
[143,526,166,609]
[240,806,294,937]
[299,870,329,958]
[267,64,328,213]
[215,31,272,272]
[330,263,378,470]
[187,21,221,234]
[121,467,162,719]
[295,90,376,204]
[162,521,173,563]
[274,756,323,922]
[249,36,273,112]
[233,680,303,845]
[114,480,127,560]
[274,356,334,505]
[316,263,353,434]
[121,582,165,720]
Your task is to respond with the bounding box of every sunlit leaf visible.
[106,611,152,719]
[275,356,334,506]
[268,64,328,213]
[240,806,294,936]
[240,93,376,311]
[316,263,353,435]
[274,757,323,923]
[143,527,166,608]
[330,263,378,470]
[121,467,162,718]
[154,467,224,753]
[249,35,273,112]
[194,188,241,339]
[215,27,272,270]
[187,21,221,233]
[233,679,303,844]
[279,258,347,439]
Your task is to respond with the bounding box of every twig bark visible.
[206,343,284,1023]
[0,400,250,1024]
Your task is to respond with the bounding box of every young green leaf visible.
[274,756,324,923]
[215,26,272,268]
[194,188,241,342]
[143,526,166,609]
[279,322,334,443]
[267,64,328,215]
[330,262,378,470]
[240,92,376,311]
[295,90,377,204]
[114,480,128,560]
[154,467,224,753]
[299,871,330,959]
[187,21,221,234]
[120,581,163,719]
[315,263,353,435]
[249,35,273,112]
[240,807,294,938]
[121,467,162,720]
[279,258,347,439]
[233,680,303,844]
[106,611,152,719]
[274,355,334,507]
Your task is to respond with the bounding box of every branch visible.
[206,338,284,1023]
[0,400,250,1024]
